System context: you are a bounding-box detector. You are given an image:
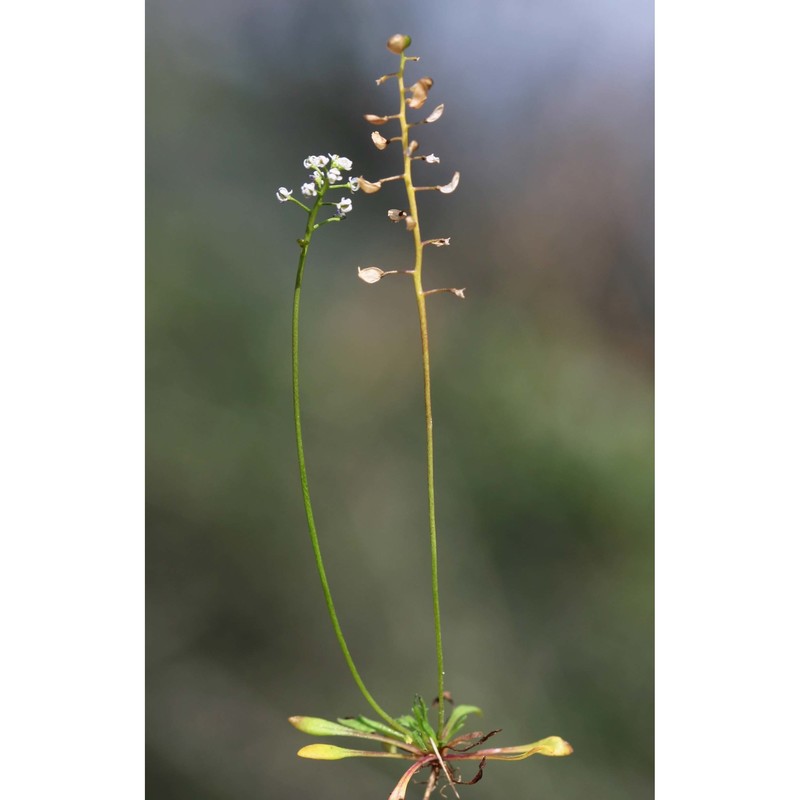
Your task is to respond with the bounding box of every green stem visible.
[292,197,402,733]
[397,53,446,737]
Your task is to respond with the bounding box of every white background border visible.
[656,1,799,796]
[2,1,798,797]
[1,2,144,797]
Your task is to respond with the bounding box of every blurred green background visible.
[146,1,653,798]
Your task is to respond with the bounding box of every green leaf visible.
[335,717,374,733]
[442,705,483,742]
[409,729,428,751]
[289,716,364,737]
[410,696,437,744]
[355,715,408,739]
[336,716,413,744]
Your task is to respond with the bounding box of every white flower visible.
[423,153,440,164]
[301,182,317,197]
[327,167,342,183]
[330,154,353,171]
[348,176,360,192]
[276,187,292,202]
[335,197,353,216]
[305,155,329,169]
[313,171,324,187]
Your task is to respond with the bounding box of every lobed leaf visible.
[442,704,483,742]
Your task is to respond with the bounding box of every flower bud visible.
[386,34,412,54]
[357,266,385,284]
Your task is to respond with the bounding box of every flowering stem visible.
[292,193,402,734]
[397,52,446,738]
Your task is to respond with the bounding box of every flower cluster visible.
[276,153,359,219]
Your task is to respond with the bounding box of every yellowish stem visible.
[396,53,446,738]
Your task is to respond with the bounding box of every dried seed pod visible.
[407,140,419,156]
[371,131,388,150]
[405,216,417,231]
[425,238,451,247]
[423,104,445,124]
[364,114,391,125]
[387,209,409,222]
[438,172,460,194]
[358,177,382,193]
[407,77,433,109]
[357,266,385,284]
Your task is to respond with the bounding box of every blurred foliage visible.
[147,1,653,798]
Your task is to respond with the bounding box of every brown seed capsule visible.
[371,131,388,150]
[387,34,412,54]
[407,77,433,110]
[405,216,417,231]
[364,114,390,125]
[357,177,382,194]
[387,209,409,222]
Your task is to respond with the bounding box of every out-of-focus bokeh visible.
[146,1,653,798]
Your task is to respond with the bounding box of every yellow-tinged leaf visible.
[297,743,409,760]
[298,744,359,760]
[482,736,573,760]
